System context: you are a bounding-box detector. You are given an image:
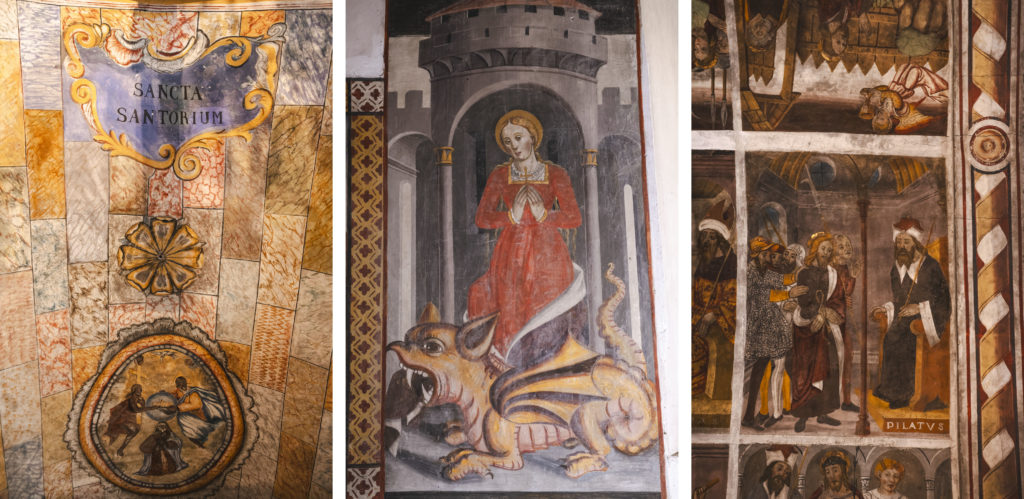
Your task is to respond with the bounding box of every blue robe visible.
[176,387,227,446]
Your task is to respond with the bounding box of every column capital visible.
[436,146,454,167]
[582,148,598,167]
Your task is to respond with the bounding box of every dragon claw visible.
[440,449,493,481]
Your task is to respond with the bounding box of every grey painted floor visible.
[384,426,663,493]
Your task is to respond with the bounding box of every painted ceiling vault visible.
[0,1,333,497]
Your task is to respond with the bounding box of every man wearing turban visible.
[743,237,805,430]
[872,217,950,409]
[693,199,737,399]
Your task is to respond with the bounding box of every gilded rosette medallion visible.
[66,320,257,496]
[117,218,205,295]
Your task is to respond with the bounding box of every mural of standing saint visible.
[467,109,582,361]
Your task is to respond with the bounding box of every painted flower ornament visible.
[117,218,204,295]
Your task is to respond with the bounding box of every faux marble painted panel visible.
[0,361,42,448]
[0,422,5,495]
[257,214,305,310]
[219,469,242,498]
[250,304,294,392]
[145,294,180,321]
[4,438,43,499]
[183,207,223,295]
[223,123,270,261]
[291,270,331,368]
[60,6,100,31]
[24,110,65,219]
[239,448,279,497]
[148,168,183,219]
[219,340,251,386]
[183,141,226,209]
[248,383,285,459]
[39,391,71,499]
[42,458,71,499]
[0,41,26,166]
[64,142,108,263]
[71,482,105,498]
[281,357,328,446]
[0,167,31,273]
[107,303,145,341]
[324,369,331,413]
[320,74,332,136]
[311,483,329,499]
[311,411,331,493]
[215,258,260,345]
[197,11,240,39]
[108,156,149,215]
[180,292,217,337]
[0,0,16,39]
[30,219,69,314]
[67,262,108,349]
[302,138,332,275]
[277,10,332,106]
[273,433,316,499]
[239,10,284,37]
[0,271,36,372]
[35,309,72,398]
[69,447,99,489]
[265,106,323,217]
[70,345,104,396]
[106,215,145,305]
[16,2,60,110]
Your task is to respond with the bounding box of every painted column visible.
[623,184,643,345]
[399,180,414,334]
[856,198,870,436]
[436,146,455,323]
[583,148,603,353]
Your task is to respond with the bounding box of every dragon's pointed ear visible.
[418,303,440,324]
[456,313,498,360]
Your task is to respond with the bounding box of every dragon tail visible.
[598,263,647,376]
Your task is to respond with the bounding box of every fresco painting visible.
[377,0,664,495]
[736,0,950,134]
[739,444,952,499]
[0,2,332,497]
[742,152,950,436]
[679,0,1024,494]
[692,0,733,130]
[692,150,737,430]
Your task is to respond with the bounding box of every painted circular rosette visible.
[65,319,258,496]
[967,118,1012,172]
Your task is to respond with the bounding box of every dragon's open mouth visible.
[405,366,437,405]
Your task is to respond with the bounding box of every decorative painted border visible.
[62,22,283,180]
[962,0,1020,497]
[346,77,385,499]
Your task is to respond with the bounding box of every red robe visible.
[468,162,581,356]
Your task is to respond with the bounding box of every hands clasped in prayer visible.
[511,184,546,223]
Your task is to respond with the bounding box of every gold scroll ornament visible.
[62,22,281,181]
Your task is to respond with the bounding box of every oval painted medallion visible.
[73,321,249,495]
